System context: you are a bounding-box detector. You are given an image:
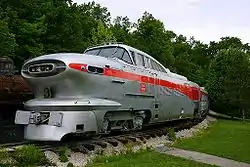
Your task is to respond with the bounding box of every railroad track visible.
[0,124,25,144]
[1,116,204,154]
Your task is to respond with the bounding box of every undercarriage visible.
[101,110,148,134]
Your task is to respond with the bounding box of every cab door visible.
[151,71,161,121]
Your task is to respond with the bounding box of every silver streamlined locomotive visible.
[15,42,209,141]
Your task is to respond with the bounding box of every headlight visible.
[28,63,54,73]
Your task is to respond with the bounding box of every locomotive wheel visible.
[102,118,110,134]
[133,116,143,130]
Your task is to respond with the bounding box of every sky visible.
[73,0,250,44]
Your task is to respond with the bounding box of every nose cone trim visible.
[22,59,66,77]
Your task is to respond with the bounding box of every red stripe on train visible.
[69,63,201,101]
[69,63,88,72]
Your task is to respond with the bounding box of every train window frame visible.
[144,56,151,69]
[129,51,137,65]
[84,46,134,65]
[84,49,101,55]
[131,51,145,67]
[137,53,145,67]
[148,58,167,73]
[109,47,124,59]
[98,47,116,58]
[156,62,165,73]
[150,59,158,71]
[121,50,133,65]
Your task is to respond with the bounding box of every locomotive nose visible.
[21,53,113,78]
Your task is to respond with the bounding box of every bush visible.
[12,145,48,166]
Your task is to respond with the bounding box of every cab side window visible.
[110,47,124,59]
[130,51,136,65]
[137,53,145,67]
[132,51,145,67]
[99,47,115,57]
[85,49,101,55]
[121,51,133,64]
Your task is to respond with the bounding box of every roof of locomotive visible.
[85,42,188,81]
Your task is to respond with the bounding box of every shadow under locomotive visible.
[0,57,33,143]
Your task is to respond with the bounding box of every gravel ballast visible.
[43,116,216,167]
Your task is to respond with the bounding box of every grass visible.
[59,146,69,162]
[0,145,54,167]
[86,149,217,167]
[173,119,250,163]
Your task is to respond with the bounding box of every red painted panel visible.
[69,63,87,72]
[140,83,147,92]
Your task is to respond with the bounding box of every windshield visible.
[84,46,133,64]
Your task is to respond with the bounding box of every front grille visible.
[87,66,104,74]
[29,112,50,125]
[28,63,54,73]
[22,59,66,77]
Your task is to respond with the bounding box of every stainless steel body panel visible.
[23,97,121,110]
[15,43,208,141]
[16,110,98,141]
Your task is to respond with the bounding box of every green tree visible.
[0,20,17,58]
[131,12,175,70]
[110,16,134,44]
[1,0,250,119]
[91,20,116,45]
[207,48,250,119]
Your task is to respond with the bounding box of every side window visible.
[144,56,151,68]
[85,49,100,55]
[121,51,133,64]
[149,59,166,73]
[135,52,145,67]
[156,63,165,73]
[151,60,158,71]
[130,51,136,64]
[110,47,124,59]
[99,47,115,57]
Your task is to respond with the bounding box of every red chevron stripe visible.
[69,63,201,101]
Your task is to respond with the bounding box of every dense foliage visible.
[0,0,250,118]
